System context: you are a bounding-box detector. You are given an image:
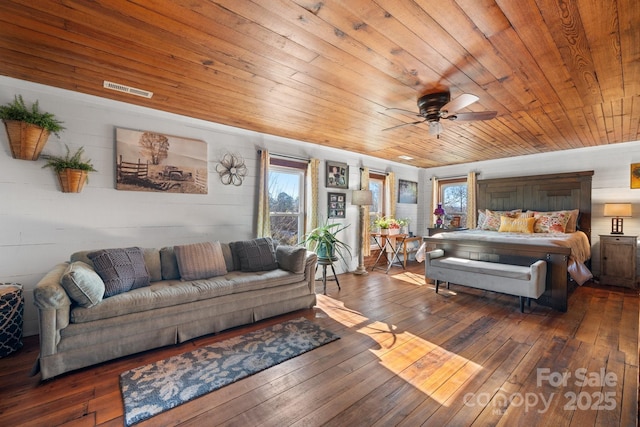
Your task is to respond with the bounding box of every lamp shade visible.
[352,190,373,206]
[604,203,632,217]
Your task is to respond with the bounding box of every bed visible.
[422,171,594,312]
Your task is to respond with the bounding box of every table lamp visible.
[352,190,373,275]
[433,203,446,228]
[603,203,632,234]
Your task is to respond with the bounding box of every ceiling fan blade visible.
[441,93,479,114]
[385,107,421,116]
[382,119,426,131]
[447,111,497,121]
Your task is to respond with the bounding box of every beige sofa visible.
[33,239,317,380]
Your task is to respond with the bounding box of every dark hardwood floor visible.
[1,262,638,426]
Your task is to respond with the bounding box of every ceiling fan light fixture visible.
[428,121,443,136]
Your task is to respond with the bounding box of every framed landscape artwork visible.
[326,160,348,189]
[328,192,346,218]
[115,127,208,194]
[398,179,418,204]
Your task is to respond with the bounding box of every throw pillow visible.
[480,209,522,231]
[276,245,307,274]
[87,247,150,298]
[159,246,180,280]
[174,241,227,281]
[231,237,279,272]
[60,261,105,308]
[533,211,571,233]
[498,216,535,233]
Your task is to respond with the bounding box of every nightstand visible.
[599,235,637,288]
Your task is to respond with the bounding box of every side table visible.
[0,283,24,358]
[316,257,341,294]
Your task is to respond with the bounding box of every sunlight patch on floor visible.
[389,271,429,286]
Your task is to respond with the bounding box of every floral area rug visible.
[120,317,339,426]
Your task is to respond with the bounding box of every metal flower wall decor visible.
[216,152,247,186]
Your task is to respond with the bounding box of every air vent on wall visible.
[103,80,153,98]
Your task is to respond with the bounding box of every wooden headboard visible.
[476,171,594,242]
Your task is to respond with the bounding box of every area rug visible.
[120,317,339,426]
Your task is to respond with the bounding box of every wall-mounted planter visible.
[56,169,88,193]
[3,120,51,160]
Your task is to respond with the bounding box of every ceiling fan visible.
[383,91,497,137]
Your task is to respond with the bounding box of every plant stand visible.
[3,120,51,160]
[56,169,88,193]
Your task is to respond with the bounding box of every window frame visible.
[437,177,468,227]
[268,158,307,245]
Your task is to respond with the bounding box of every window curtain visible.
[386,171,396,219]
[430,176,439,227]
[306,158,320,234]
[466,172,477,228]
[360,167,371,257]
[256,149,271,237]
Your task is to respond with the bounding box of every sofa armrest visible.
[304,251,318,293]
[33,263,72,357]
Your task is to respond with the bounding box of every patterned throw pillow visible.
[230,238,279,272]
[174,241,228,281]
[87,247,150,298]
[533,211,571,233]
[498,216,535,233]
[480,209,522,231]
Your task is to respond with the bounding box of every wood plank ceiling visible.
[0,0,638,168]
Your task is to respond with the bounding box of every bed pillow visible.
[87,247,150,298]
[480,209,522,231]
[60,261,105,308]
[174,241,227,281]
[564,209,580,233]
[476,210,486,229]
[498,216,535,233]
[533,211,571,233]
[230,237,279,272]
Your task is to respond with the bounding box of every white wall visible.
[0,76,420,336]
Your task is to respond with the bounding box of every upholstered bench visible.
[425,249,547,312]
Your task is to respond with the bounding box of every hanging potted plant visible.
[0,95,65,160]
[300,220,352,263]
[41,145,97,193]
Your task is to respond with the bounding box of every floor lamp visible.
[352,189,373,275]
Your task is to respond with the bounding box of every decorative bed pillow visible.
[230,237,278,272]
[533,211,571,233]
[476,210,486,229]
[174,241,227,281]
[480,209,522,231]
[564,209,580,233]
[276,245,307,274]
[87,247,150,298]
[60,261,105,308]
[498,216,535,233]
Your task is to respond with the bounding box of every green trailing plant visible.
[41,145,97,177]
[300,219,351,263]
[0,95,65,136]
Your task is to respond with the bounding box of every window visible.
[438,178,467,227]
[368,173,386,226]
[269,159,306,245]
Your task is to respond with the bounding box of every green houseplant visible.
[42,145,97,193]
[0,95,65,160]
[301,220,352,262]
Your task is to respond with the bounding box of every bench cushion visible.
[430,257,532,280]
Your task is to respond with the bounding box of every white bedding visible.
[417,230,593,285]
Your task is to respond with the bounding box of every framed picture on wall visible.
[326,160,349,189]
[328,192,346,218]
[398,179,418,204]
[631,163,640,189]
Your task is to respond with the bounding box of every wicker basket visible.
[57,169,88,193]
[2,120,51,160]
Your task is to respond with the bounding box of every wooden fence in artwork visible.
[195,169,207,191]
[117,156,149,180]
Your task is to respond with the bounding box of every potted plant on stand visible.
[301,220,352,263]
[0,95,65,160]
[41,145,97,193]
[374,216,400,235]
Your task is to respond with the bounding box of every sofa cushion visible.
[276,246,307,274]
[174,241,227,280]
[60,261,105,308]
[87,247,150,297]
[230,238,278,272]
